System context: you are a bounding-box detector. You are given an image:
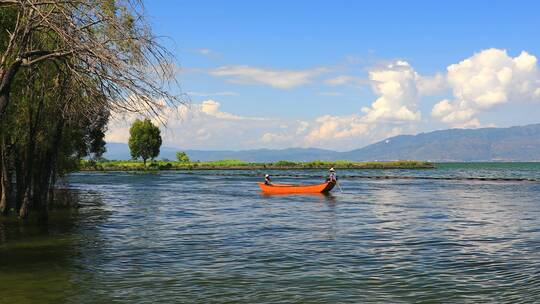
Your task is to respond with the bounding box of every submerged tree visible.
[128,119,161,166]
[0,0,183,219]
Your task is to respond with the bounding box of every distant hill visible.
[104,143,180,160]
[182,148,337,162]
[341,123,540,161]
[104,123,540,162]
[104,143,336,162]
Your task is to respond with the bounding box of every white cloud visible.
[324,75,364,86]
[304,115,369,144]
[193,48,220,58]
[417,73,447,95]
[432,48,540,126]
[197,48,212,55]
[361,61,422,123]
[297,113,419,149]
[209,65,327,89]
[260,132,290,143]
[106,100,280,150]
[200,100,239,119]
[173,61,437,149]
[177,99,271,122]
[106,99,411,151]
[296,121,310,134]
[108,48,540,151]
[296,60,442,146]
[104,118,132,143]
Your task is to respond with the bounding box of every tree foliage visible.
[128,119,162,165]
[176,151,190,163]
[0,0,182,120]
[0,0,181,219]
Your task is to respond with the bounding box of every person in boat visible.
[264,174,272,185]
[327,168,337,183]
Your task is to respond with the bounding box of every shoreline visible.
[79,160,435,171]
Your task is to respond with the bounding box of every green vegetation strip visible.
[80,160,434,171]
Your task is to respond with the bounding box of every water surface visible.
[1,163,540,303]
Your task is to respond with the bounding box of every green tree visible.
[0,0,181,220]
[128,119,162,165]
[176,151,190,163]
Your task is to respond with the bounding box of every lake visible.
[1,163,540,303]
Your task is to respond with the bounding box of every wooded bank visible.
[0,1,181,219]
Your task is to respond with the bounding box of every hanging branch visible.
[0,0,184,121]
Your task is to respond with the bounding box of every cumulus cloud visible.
[106,99,410,151]
[304,115,369,144]
[296,114,419,149]
[361,61,422,123]
[106,100,280,150]
[247,120,311,146]
[417,73,447,95]
[260,132,290,144]
[209,65,327,89]
[108,48,540,151]
[178,100,271,122]
[432,48,540,126]
[252,115,374,149]
[296,60,443,145]
[183,60,440,149]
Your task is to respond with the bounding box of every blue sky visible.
[107,1,540,150]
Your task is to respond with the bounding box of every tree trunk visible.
[0,164,3,214]
[19,189,30,219]
[35,168,48,221]
[14,154,24,212]
[0,93,8,120]
[19,91,41,219]
[48,168,56,207]
[0,137,10,215]
[0,62,22,119]
[0,173,9,216]
[36,120,63,220]
[143,158,147,166]
[0,161,8,216]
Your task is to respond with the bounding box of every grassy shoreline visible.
[79,160,434,171]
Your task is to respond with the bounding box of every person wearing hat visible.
[327,168,337,183]
[264,174,272,185]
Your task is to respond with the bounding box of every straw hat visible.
[265,174,269,177]
[329,168,335,172]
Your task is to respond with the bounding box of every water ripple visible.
[1,166,540,303]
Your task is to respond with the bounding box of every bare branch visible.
[0,0,184,121]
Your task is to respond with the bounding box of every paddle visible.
[336,180,343,192]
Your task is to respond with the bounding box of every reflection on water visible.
[1,166,540,303]
[0,190,112,304]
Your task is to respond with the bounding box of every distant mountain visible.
[104,143,180,160]
[104,143,336,162]
[342,123,540,161]
[183,148,337,162]
[104,123,540,162]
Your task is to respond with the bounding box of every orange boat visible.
[258,181,336,194]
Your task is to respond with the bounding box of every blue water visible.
[1,164,540,303]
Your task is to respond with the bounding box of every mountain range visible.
[104,123,540,162]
